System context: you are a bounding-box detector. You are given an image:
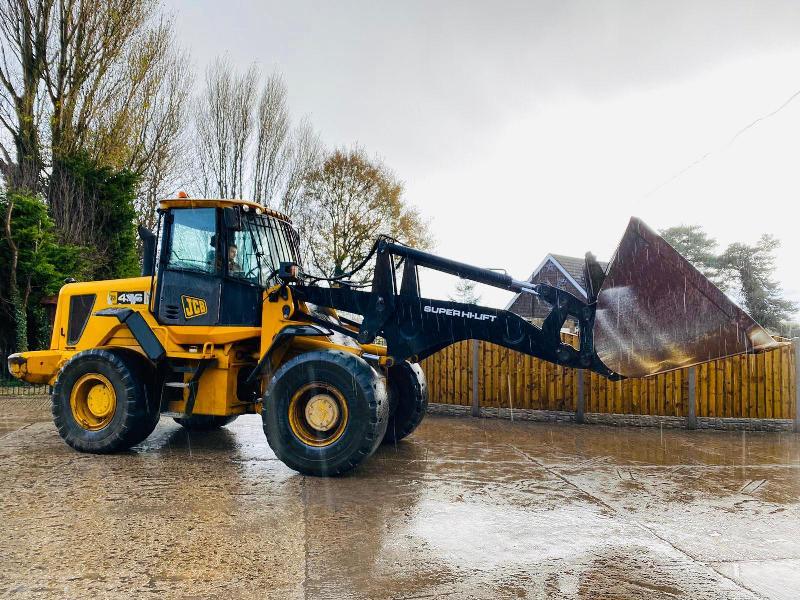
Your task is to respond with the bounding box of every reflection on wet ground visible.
[1,397,798,599]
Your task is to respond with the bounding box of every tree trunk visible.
[3,197,26,352]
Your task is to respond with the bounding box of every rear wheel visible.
[52,349,160,453]
[383,361,428,444]
[262,350,389,476]
[173,414,238,430]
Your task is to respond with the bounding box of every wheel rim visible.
[70,373,117,431]
[288,382,349,447]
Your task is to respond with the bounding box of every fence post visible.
[576,369,585,424]
[687,366,697,430]
[471,339,480,417]
[794,339,799,433]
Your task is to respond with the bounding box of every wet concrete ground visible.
[1,398,799,599]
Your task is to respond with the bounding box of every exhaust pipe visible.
[138,226,156,277]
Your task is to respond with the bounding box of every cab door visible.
[155,207,222,325]
[218,211,262,327]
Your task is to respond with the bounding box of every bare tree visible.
[47,162,95,246]
[278,117,323,217]
[252,73,289,204]
[0,0,52,190]
[129,47,194,232]
[0,0,191,230]
[42,1,192,235]
[0,0,190,353]
[196,58,257,199]
[43,0,160,159]
[95,30,191,171]
[194,62,323,211]
[0,0,53,355]
[135,129,192,232]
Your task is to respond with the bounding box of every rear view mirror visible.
[223,207,242,231]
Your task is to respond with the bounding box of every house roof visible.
[504,253,608,311]
[548,254,608,293]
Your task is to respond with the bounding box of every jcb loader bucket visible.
[593,217,779,378]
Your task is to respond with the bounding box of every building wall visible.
[507,260,585,329]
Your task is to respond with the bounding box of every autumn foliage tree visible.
[297,148,431,282]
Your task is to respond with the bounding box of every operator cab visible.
[151,198,300,327]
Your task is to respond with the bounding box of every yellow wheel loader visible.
[7,197,779,476]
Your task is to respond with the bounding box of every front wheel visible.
[262,350,389,476]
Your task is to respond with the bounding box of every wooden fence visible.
[420,337,798,422]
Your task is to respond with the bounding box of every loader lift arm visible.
[290,237,622,380]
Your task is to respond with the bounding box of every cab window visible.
[167,208,218,274]
[226,229,258,281]
[226,213,299,286]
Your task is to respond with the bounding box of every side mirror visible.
[223,207,242,231]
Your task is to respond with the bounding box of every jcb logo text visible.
[181,295,208,319]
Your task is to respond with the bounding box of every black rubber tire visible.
[262,350,389,476]
[118,351,161,446]
[382,361,428,444]
[173,415,239,430]
[52,349,160,453]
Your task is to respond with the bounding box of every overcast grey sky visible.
[166,0,800,313]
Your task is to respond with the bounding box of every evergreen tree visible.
[719,235,797,330]
[50,153,140,280]
[660,224,723,287]
[450,279,481,305]
[660,223,797,330]
[0,192,85,354]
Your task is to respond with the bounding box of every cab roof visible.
[158,197,292,223]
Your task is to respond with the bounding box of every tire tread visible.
[262,350,388,476]
[52,349,159,453]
